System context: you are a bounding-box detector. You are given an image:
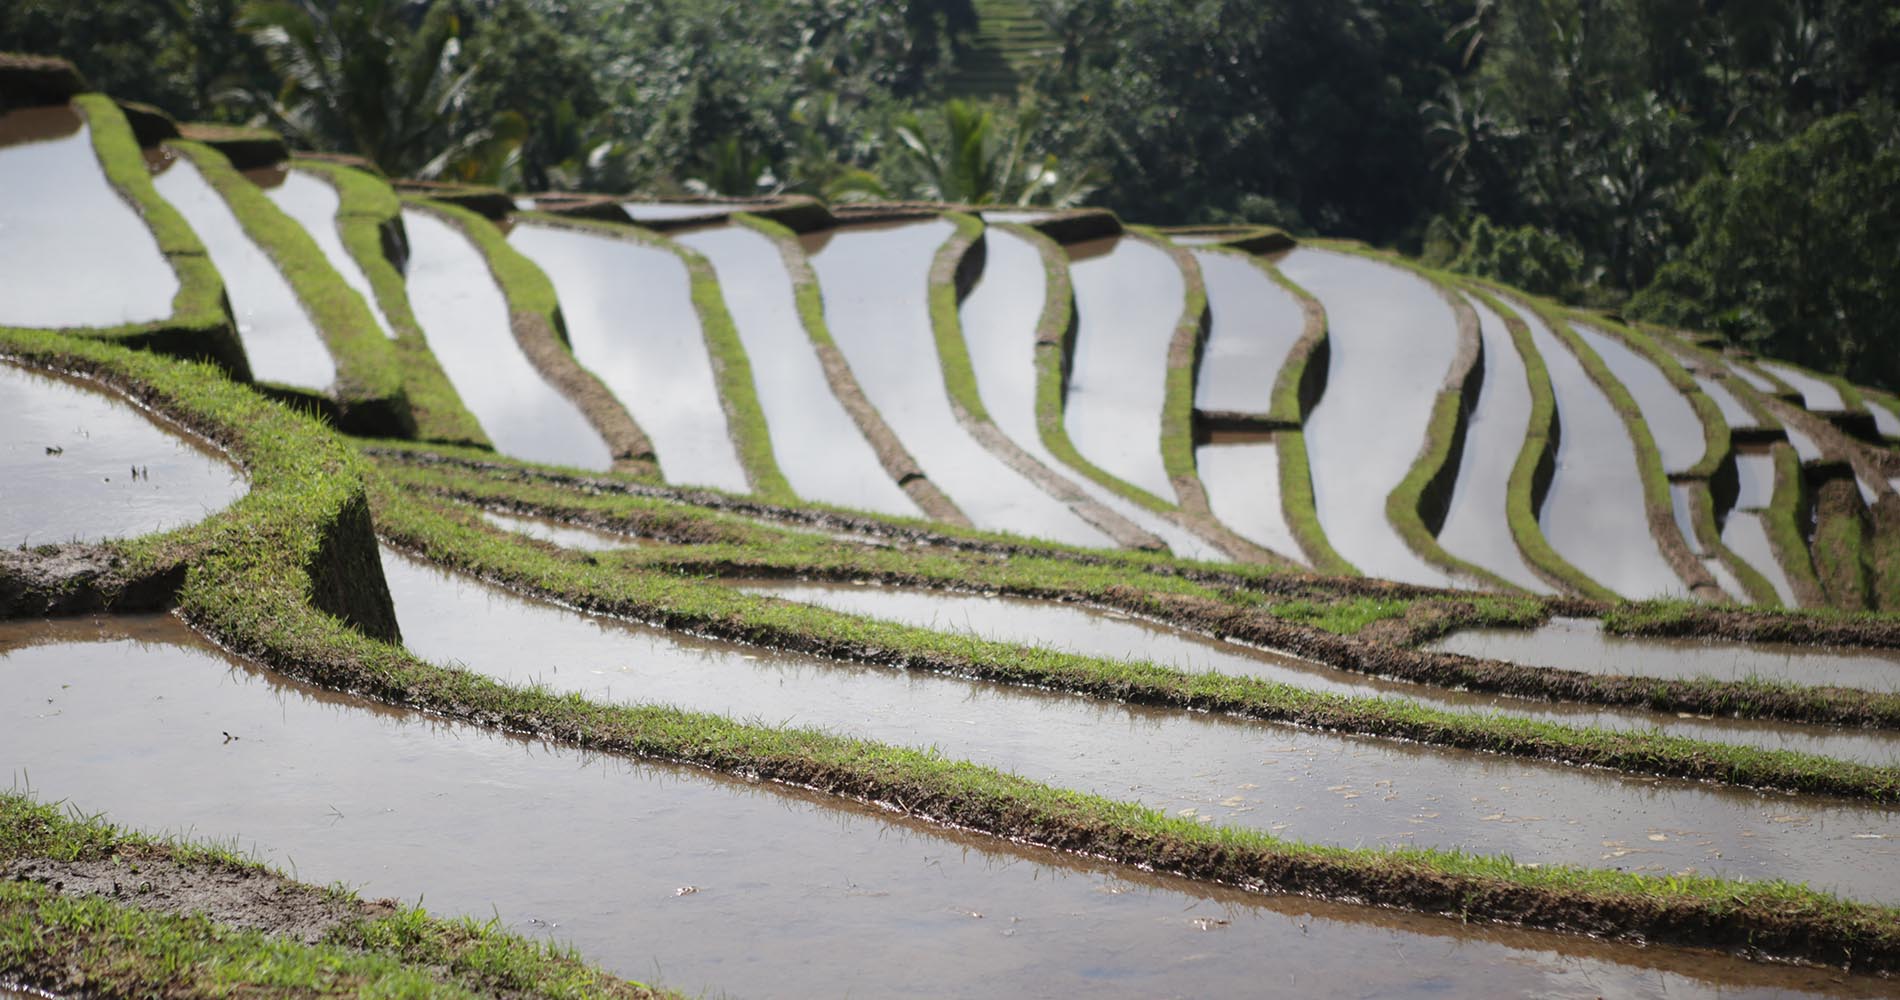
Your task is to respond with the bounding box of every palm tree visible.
[892,98,1099,206]
[240,0,514,178]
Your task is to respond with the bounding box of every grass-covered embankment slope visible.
[63,94,248,379]
[370,446,1900,732]
[0,328,396,639]
[733,211,961,520]
[287,159,484,447]
[0,793,675,999]
[512,212,788,496]
[425,200,655,474]
[170,141,415,438]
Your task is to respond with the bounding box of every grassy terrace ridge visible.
[1132,226,1216,516]
[511,211,789,498]
[370,467,1900,796]
[286,158,487,448]
[426,201,656,474]
[0,794,674,999]
[372,450,1900,731]
[169,141,415,438]
[65,94,250,379]
[1766,440,1828,606]
[9,338,1900,976]
[731,212,956,519]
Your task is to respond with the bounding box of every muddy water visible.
[803,220,1108,547]
[740,575,1900,762]
[401,209,612,471]
[264,170,395,338]
[1063,236,1182,502]
[1723,512,1802,606]
[1437,294,1554,593]
[0,364,245,545]
[1431,617,1900,693]
[1735,448,1777,510]
[1191,250,1303,414]
[959,226,1223,559]
[0,106,178,328]
[1195,442,1304,561]
[1276,249,1458,586]
[1759,361,1846,411]
[507,222,748,492]
[480,510,636,551]
[1696,375,1759,430]
[1574,324,1706,475]
[7,622,1883,999]
[372,551,1900,894]
[151,156,336,390]
[672,224,917,516]
[1515,302,1688,599]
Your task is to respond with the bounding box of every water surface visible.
[152,156,336,389]
[1195,442,1304,562]
[1277,249,1459,586]
[1734,448,1777,510]
[959,226,1221,559]
[1515,302,1687,599]
[480,510,636,551]
[803,221,1107,547]
[1695,375,1757,430]
[1437,294,1553,592]
[1064,236,1184,501]
[1722,512,1800,606]
[3,617,1871,999]
[508,222,748,491]
[402,208,612,471]
[0,364,244,544]
[0,106,177,328]
[673,224,916,516]
[1758,362,1845,411]
[1191,250,1304,414]
[1867,399,1900,438]
[265,170,395,338]
[1784,424,1823,462]
[1573,324,1705,474]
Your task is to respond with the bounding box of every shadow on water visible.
[2,609,1892,998]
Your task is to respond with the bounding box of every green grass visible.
[289,159,487,447]
[1260,255,1328,426]
[1762,442,1826,607]
[1812,479,1873,609]
[1137,228,1211,506]
[0,794,673,999]
[1273,428,1356,574]
[929,212,996,424]
[171,141,417,438]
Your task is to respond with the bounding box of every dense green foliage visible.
[5,0,1897,385]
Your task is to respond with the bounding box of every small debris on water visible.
[221,731,238,743]
[675,885,699,896]
[44,446,62,455]
[1190,917,1230,931]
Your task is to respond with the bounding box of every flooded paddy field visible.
[1190,249,1304,415]
[1195,440,1304,560]
[402,207,614,471]
[480,509,639,550]
[1063,235,1184,501]
[671,223,917,515]
[958,225,1223,559]
[264,169,395,338]
[0,105,177,328]
[1516,301,1688,598]
[1723,511,1802,605]
[1572,323,1706,475]
[372,550,1900,894]
[1430,617,1900,692]
[802,220,1108,546]
[508,221,748,491]
[1277,248,1459,586]
[151,155,336,390]
[1436,294,1553,592]
[1760,361,1847,411]
[4,617,1886,998]
[0,363,244,545]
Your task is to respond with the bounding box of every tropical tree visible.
[891,98,1100,206]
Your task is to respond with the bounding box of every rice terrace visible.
[4,1,1900,996]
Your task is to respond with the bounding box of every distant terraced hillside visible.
[947,0,1060,97]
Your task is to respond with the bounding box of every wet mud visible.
[0,363,244,545]
[0,106,177,328]
[507,222,748,491]
[152,155,337,390]
[401,208,613,471]
[1277,249,1459,586]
